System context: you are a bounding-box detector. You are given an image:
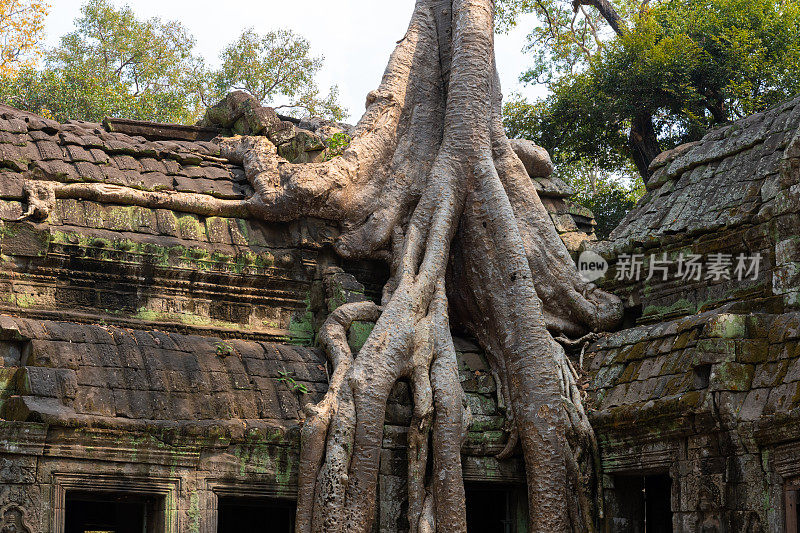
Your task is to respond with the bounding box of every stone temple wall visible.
[0,103,534,532]
[585,95,800,532]
[1,88,799,532]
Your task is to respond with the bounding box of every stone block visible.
[1,395,75,422]
[268,122,296,146]
[783,357,800,383]
[735,339,770,364]
[113,388,154,419]
[703,313,748,339]
[762,382,795,414]
[252,379,281,418]
[81,343,121,368]
[638,355,666,380]
[0,171,24,198]
[144,368,169,391]
[75,363,118,388]
[231,390,259,419]
[166,391,197,420]
[710,362,754,391]
[25,340,82,370]
[119,367,148,390]
[0,455,37,484]
[0,222,49,257]
[117,343,144,368]
[72,385,115,416]
[773,262,800,293]
[244,106,280,135]
[751,360,789,388]
[276,389,300,419]
[18,367,77,399]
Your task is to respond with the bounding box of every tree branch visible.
[572,0,626,36]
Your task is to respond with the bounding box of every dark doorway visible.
[465,484,527,533]
[614,474,672,533]
[217,496,296,533]
[787,481,800,533]
[64,491,163,533]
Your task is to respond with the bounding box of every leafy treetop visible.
[209,27,345,120]
[0,0,49,76]
[500,0,800,179]
[0,0,345,123]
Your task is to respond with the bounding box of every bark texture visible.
[17,1,622,530]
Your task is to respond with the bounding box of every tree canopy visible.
[209,28,345,120]
[501,0,800,180]
[0,0,345,123]
[0,0,48,76]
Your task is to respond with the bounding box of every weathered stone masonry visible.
[586,95,800,532]
[0,103,546,532]
[0,91,799,531]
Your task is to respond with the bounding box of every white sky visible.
[44,1,545,123]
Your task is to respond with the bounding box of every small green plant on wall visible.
[214,341,235,357]
[277,370,309,394]
[324,132,351,160]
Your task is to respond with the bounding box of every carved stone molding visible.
[773,441,800,479]
[0,504,33,533]
[50,472,180,533]
[201,479,299,533]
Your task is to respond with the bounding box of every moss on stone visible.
[348,321,374,352]
[288,309,315,346]
[711,361,755,391]
[14,293,37,308]
[705,313,748,339]
[187,491,201,533]
[642,298,695,318]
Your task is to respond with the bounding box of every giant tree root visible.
[15,1,622,531]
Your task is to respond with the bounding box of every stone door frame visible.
[203,479,298,533]
[50,472,180,533]
[786,478,800,533]
[773,441,800,533]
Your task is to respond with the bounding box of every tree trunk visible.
[571,0,664,181]
[629,112,662,182]
[572,0,626,36]
[17,1,623,530]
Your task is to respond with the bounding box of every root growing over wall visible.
[17,1,622,530]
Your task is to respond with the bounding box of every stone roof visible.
[0,315,506,454]
[607,95,800,251]
[586,308,800,449]
[0,107,253,219]
[594,95,800,324]
[0,315,324,437]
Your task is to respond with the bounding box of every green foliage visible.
[324,132,352,160]
[556,160,644,238]
[277,370,309,395]
[496,0,641,84]
[209,28,345,121]
[0,1,345,123]
[0,0,203,123]
[503,0,800,175]
[214,341,235,357]
[0,0,49,76]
